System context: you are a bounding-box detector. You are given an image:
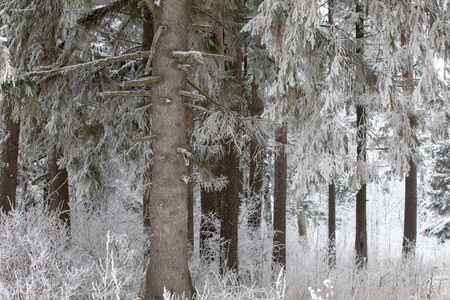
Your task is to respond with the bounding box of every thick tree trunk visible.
[273,124,287,268]
[0,97,20,214]
[48,145,70,228]
[328,182,336,268]
[403,160,417,256]
[248,71,265,230]
[355,1,367,268]
[143,0,191,298]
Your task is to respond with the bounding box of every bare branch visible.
[144,26,166,74]
[121,76,161,87]
[179,90,206,101]
[173,51,234,62]
[131,135,157,143]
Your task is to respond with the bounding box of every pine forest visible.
[0,0,449,299]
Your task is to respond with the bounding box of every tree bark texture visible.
[273,125,287,268]
[143,0,191,298]
[0,97,20,214]
[48,145,70,228]
[354,1,367,268]
[328,182,336,268]
[248,71,265,230]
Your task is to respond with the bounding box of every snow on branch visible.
[172,51,233,62]
[179,90,206,101]
[24,51,151,78]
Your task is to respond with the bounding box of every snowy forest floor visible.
[1,188,449,300]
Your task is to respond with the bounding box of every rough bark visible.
[0,96,20,214]
[354,1,368,268]
[273,125,287,268]
[248,70,265,230]
[143,0,191,298]
[328,182,336,268]
[48,145,70,228]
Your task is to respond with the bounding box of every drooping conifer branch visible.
[24,51,151,78]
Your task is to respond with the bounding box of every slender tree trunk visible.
[48,145,70,228]
[219,145,241,274]
[328,182,336,268]
[143,0,191,298]
[218,0,245,275]
[403,160,417,256]
[0,96,20,214]
[273,124,287,268]
[141,4,153,262]
[248,69,265,230]
[355,1,368,268]
[401,29,417,257]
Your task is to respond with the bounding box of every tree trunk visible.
[328,182,336,268]
[401,29,417,257]
[0,96,20,215]
[403,160,417,256]
[218,0,245,275]
[143,0,191,298]
[273,124,287,268]
[219,145,241,274]
[355,1,367,268]
[248,69,265,230]
[48,145,70,229]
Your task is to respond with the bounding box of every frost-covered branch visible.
[121,76,161,87]
[77,0,141,28]
[24,51,151,78]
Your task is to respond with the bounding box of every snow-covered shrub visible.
[90,231,142,300]
[0,205,89,299]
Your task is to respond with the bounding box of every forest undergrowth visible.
[0,199,449,299]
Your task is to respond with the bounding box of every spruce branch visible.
[131,135,157,143]
[24,51,151,78]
